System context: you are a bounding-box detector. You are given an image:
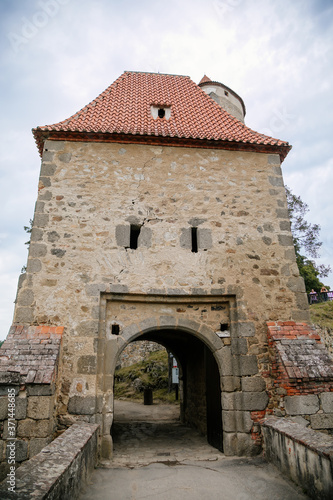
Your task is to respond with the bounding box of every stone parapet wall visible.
[0,422,99,499]
[262,416,333,500]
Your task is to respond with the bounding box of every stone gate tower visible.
[3,71,329,464]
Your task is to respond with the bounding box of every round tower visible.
[199,75,246,123]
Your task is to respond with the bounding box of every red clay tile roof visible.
[33,71,291,160]
[0,325,63,384]
[199,74,212,84]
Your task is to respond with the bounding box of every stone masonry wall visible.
[9,139,310,455]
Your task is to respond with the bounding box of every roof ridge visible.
[124,70,191,78]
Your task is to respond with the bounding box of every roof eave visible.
[32,129,291,162]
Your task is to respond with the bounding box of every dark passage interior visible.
[112,329,223,458]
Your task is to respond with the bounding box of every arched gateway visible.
[1,71,320,469]
[96,292,268,459]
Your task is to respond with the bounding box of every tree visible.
[24,219,33,247]
[21,218,33,273]
[285,186,331,293]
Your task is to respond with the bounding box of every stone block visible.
[30,228,44,242]
[180,228,191,249]
[268,154,280,165]
[285,395,319,415]
[222,391,268,411]
[109,284,128,294]
[29,437,52,457]
[2,420,16,440]
[138,317,159,333]
[27,384,55,396]
[320,392,333,413]
[240,392,268,411]
[16,397,27,420]
[34,213,49,227]
[27,396,53,420]
[45,139,65,151]
[0,370,21,383]
[17,418,52,438]
[0,398,8,420]
[40,163,57,176]
[221,376,240,392]
[215,347,233,376]
[240,355,258,376]
[6,439,28,462]
[279,220,291,231]
[0,462,11,483]
[86,283,107,296]
[159,315,177,328]
[197,228,212,250]
[222,432,237,456]
[39,176,51,187]
[241,376,266,392]
[310,413,333,429]
[42,150,54,162]
[38,190,52,201]
[235,432,261,456]
[115,224,130,247]
[231,338,248,355]
[51,248,66,258]
[268,176,283,187]
[238,322,255,337]
[138,227,152,248]
[222,410,253,432]
[14,306,34,323]
[177,317,201,334]
[276,208,289,219]
[26,258,42,273]
[68,396,96,415]
[17,288,34,307]
[278,234,294,247]
[287,276,306,293]
[222,392,236,410]
[35,201,45,213]
[288,416,310,427]
[77,355,97,375]
[104,340,120,374]
[121,323,140,342]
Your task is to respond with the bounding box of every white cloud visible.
[1,0,333,338]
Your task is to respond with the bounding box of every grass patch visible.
[114,350,179,404]
[310,301,333,330]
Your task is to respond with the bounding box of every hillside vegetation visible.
[114,350,178,404]
[310,301,333,330]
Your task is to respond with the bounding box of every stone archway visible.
[98,311,225,460]
[96,292,267,460]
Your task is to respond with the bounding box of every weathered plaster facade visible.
[2,71,331,467]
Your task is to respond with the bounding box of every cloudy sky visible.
[0,0,332,340]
